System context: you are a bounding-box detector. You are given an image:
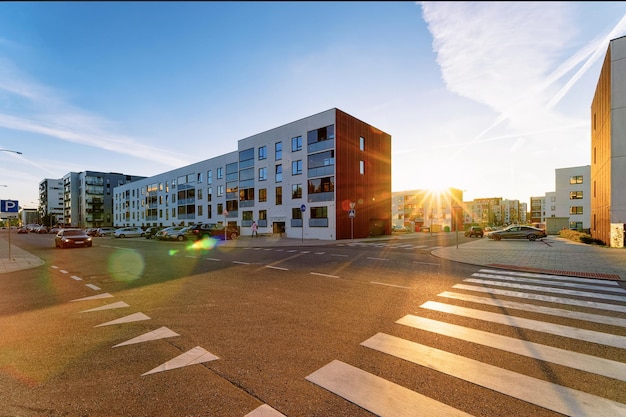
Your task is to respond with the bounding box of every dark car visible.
[488,225,547,241]
[144,226,164,239]
[187,223,240,241]
[464,226,484,238]
[55,228,93,248]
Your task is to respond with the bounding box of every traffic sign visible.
[300,204,306,212]
[0,200,18,213]
[348,209,356,218]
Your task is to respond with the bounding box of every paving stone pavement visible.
[1,230,625,281]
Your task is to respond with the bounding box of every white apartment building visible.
[113,109,392,240]
[555,166,591,230]
[38,178,64,226]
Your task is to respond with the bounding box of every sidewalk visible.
[1,232,625,281]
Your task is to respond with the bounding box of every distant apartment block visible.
[61,171,146,228]
[39,178,64,226]
[591,35,626,246]
[391,188,464,232]
[112,108,392,240]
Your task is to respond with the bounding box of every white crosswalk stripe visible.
[307,268,626,416]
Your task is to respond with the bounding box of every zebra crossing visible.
[306,268,626,416]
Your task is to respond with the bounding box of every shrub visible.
[559,229,605,245]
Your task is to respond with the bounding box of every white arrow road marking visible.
[70,293,114,302]
[80,301,130,313]
[142,346,219,376]
[113,326,180,348]
[94,312,151,327]
[244,404,286,417]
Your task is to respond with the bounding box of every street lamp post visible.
[0,149,22,155]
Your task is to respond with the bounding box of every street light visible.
[0,149,22,155]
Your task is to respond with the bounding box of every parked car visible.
[154,226,185,241]
[86,228,99,237]
[114,227,145,238]
[186,223,240,241]
[96,227,117,237]
[17,227,28,234]
[392,224,409,232]
[464,226,484,238]
[488,225,547,241]
[166,226,192,241]
[55,228,93,248]
[144,226,164,239]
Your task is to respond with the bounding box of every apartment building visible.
[591,35,626,246]
[391,188,464,232]
[38,178,64,226]
[113,108,392,240]
[62,171,146,228]
[555,166,591,230]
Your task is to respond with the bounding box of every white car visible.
[114,227,145,238]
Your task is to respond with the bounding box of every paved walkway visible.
[1,231,625,281]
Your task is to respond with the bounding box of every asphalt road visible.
[1,232,625,417]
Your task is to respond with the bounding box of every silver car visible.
[114,227,145,238]
[488,225,546,241]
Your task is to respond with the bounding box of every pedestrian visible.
[251,221,258,237]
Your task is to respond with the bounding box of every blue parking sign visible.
[0,200,18,213]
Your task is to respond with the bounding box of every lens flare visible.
[187,237,218,251]
[108,250,145,282]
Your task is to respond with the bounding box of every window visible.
[291,135,302,152]
[207,170,212,185]
[197,172,203,183]
[360,136,364,151]
[197,205,203,216]
[197,188,203,200]
[217,203,223,214]
[275,164,282,182]
[259,167,267,181]
[292,160,302,175]
[259,188,267,202]
[242,210,253,221]
[239,188,254,202]
[360,160,364,175]
[259,146,267,160]
[292,207,302,220]
[207,187,212,202]
[275,142,282,160]
[292,184,302,199]
[307,125,335,144]
[308,177,334,194]
[311,206,328,219]
[570,206,583,215]
[217,185,224,197]
[207,204,212,219]
[570,175,583,184]
[275,186,282,205]
[217,167,223,179]
[569,191,583,200]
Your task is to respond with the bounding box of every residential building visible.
[392,188,464,232]
[38,178,64,226]
[591,35,626,246]
[555,166,590,230]
[113,108,392,240]
[63,171,146,228]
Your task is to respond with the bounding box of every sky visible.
[1,1,626,210]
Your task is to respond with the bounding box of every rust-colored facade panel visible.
[591,45,612,245]
[334,109,392,239]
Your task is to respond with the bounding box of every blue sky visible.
[1,2,626,210]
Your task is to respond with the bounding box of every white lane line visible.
[465,278,626,302]
[315,252,325,255]
[286,250,297,253]
[453,283,626,314]
[95,312,151,327]
[472,273,626,293]
[397,315,626,382]
[85,284,101,291]
[266,265,288,271]
[362,333,626,417]
[142,346,219,376]
[478,269,620,286]
[60,270,69,274]
[51,265,59,269]
[414,261,440,266]
[311,272,339,279]
[306,360,472,417]
[233,261,250,265]
[367,257,388,261]
[70,275,82,281]
[371,282,411,289]
[331,254,348,257]
[413,245,428,249]
[205,257,220,261]
[439,291,626,328]
[422,301,626,349]
[300,251,310,254]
